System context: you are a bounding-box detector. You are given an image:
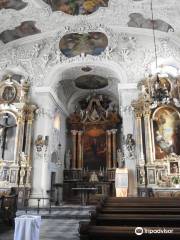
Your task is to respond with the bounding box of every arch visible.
[45,59,127,87]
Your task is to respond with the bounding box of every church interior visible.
[1,0,180,239]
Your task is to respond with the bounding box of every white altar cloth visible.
[14,215,41,240]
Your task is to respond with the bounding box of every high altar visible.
[63,94,122,201]
[133,75,180,197]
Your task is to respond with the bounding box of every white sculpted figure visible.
[117,149,124,168]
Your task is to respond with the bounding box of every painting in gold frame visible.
[153,106,180,160]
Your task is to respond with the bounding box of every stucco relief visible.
[0,0,179,36]
[0,19,179,90]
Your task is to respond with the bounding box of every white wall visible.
[29,91,67,206]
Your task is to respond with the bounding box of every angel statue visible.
[125,134,136,158]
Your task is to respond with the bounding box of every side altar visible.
[132,74,180,197]
[0,75,36,205]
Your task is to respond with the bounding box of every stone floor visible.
[0,205,94,240]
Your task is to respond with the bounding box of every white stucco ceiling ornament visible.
[0,0,180,37]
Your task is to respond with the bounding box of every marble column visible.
[111,129,117,168]
[144,110,153,164]
[14,116,23,165]
[106,130,112,169]
[135,111,144,165]
[25,117,33,187]
[71,130,78,169]
[77,131,83,169]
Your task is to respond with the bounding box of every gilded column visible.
[134,111,144,164]
[77,131,83,169]
[106,130,112,169]
[143,107,153,164]
[111,129,117,168]
[71,130,78,169]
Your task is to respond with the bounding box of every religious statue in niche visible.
[35,135,49,152]
[0,113,17,160]
[153,107,180,159]
[125,134,136,158]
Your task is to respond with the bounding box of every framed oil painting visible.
[83,127,106,170]
[153,106,180,160]
[169,161,179,175]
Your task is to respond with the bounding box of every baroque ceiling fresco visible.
[0,21,41,43]
[59,32,108,58]
[128,13,174,33]
[42,0,109,15]
[0,0,27,10]
[74,74,108,89]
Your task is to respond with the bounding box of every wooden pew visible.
[0,195,17,225]
[100,207,180,214]
[80,197,180,240]
[79,224,180,240]
[94,213,180,227]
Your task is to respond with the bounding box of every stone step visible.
[19,205,94,212]
[16,205,95,220]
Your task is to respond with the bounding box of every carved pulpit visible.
[0,75,36,199]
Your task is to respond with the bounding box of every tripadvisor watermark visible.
[135,227,174,235]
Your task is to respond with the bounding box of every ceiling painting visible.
[60,32,108,57]
[0,21,41,43]
[74,74,108,90]
[128,13,174,32]
[43,0,109,15]
[0,0,27,10]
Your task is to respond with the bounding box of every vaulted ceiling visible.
[0,0,180,112]
[0,0,180,44]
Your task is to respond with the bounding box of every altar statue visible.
[89,171,99,182]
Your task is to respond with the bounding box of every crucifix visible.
[0,113,17,159]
